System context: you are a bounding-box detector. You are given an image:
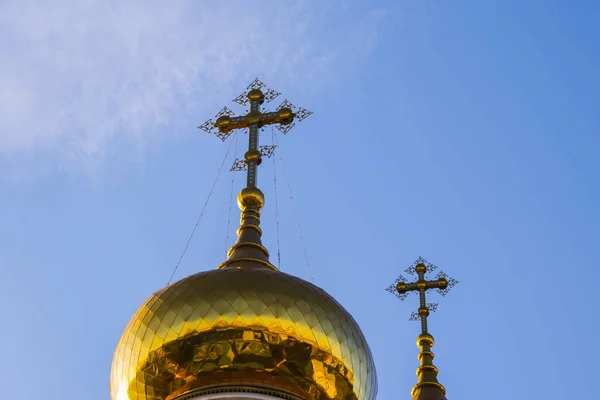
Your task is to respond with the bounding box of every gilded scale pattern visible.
[110,267,377,400]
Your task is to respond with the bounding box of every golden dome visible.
[110,188,377,400]
[110,267,377,400]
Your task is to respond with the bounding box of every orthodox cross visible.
[387,257,459,399]
[386,257,458,335]
[199,79,312,188]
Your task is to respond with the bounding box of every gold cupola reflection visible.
[109,82,378,400]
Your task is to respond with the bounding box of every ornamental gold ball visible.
[278,107,294,124]
[215,115,231,130]
[247,88,264,103]
[416,333,435,347]
[437,277,448,289]
[246,110,262,124]
[415,263,427,274]
[396,282,408,293]
[237,186,265,209]
[244,149,262,164]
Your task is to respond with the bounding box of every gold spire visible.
[411,333,446,400]
[198,79,312,271]
[387,257,459,400]
[218,186,274,270]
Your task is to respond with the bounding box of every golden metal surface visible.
[110,267,377,400]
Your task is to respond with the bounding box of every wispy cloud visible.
[0,0,386,176]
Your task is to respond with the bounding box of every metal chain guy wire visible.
[272,127,282,268]
[273,131,313,280]
[167,136,235,285]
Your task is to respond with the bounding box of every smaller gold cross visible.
[386,257,458,335]
[387,257,458,399]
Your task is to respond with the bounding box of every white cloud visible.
[0,0,386,175]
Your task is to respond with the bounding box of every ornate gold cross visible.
[387,257,458,399]
[386,257,458,334]
[199,79,312,188]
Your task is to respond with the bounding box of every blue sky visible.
[0,1,598,399]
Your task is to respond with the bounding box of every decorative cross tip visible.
[296,107,313,122]
[259,145,277,158]
[277,99,296,111]
[274,100,311,134]
[230,145,278,172]
[409,303,438,321]
[234,79,280,106]
[415,256,427,264]
[198,119,216,134]
[247,78,267,90]
[233,93,249,106]
[215,106,235,119]
[405,256,437,275]
[264,88,281,103]
[276,122,295,135]
[230,158,247,172]
[385,274,411,301]
[435,271,459,297]
[215,131,233,142]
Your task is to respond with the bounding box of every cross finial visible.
[198,79,312,271]
[386,257,459,400]
[198,79,312,189]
